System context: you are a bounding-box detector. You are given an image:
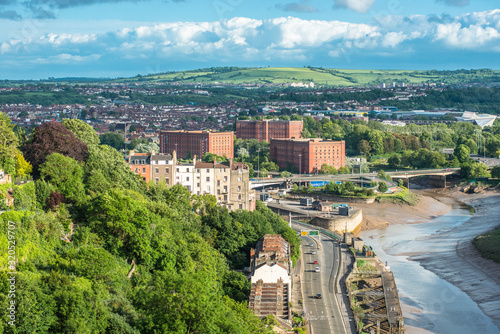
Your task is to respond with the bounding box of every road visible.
[300,234,355,334]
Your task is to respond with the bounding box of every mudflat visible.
[357,186,500,331]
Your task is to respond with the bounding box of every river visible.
[361,199,500,334]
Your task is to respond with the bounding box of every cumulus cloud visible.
[276,1,318,13]
[333,0,376,13]
[2,10,500,76]
[436,0,469,7]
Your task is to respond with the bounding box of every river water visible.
[361,201,500,334]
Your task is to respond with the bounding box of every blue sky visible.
[0,0,499,79]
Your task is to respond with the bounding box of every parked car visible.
[313,260,318,264]
[315,266,320,272]
[311,250,317,255]
[309,242,314,247]
[315,294,322,299]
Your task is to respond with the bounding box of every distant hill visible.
[111,67,500,86]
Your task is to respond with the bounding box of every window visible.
[206,169,210,173]
[142,168,146,173]
[134,168,138,173]
[186,177,190,181]
[165,168,169,173]
[223,186,227,193]
[217,189,220,195]
[238,177,241,182]
[224,195,228,201]
[217,180,220,186]
[238,194,242,201]
[224,176,228,182]
[237,186,241,192]
[155,168,159,173]
[176,168,179,172]
[197,169,200,173]
[239,204,243,209]
[206,177,210,182]
[155,178,159,184]
[197,183,200,187]
[166,179,169,185]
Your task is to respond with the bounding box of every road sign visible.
[301,231,308,236]
[309,230,319,236]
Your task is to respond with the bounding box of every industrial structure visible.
[270,138,345,174]
[159,130,234,159]
[236,119,303,142]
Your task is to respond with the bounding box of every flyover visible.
[250,168,461,189]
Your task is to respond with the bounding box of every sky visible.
[0,0,499,79]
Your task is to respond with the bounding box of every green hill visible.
[115,67,500,86]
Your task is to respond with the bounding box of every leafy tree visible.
[378,181,389,193]
[320,163,338,175]
[237,147,249,160]
[398,179,404,187]
[202,152,227,162]
[338,166,350,174]
[280,171,292,178]
[134,142,160,153]
[62,118,100,146]
[22,122,89,178]
[370,180,377,187]
[84,145,143,194]
[461,162,489,179]
[39,153,85,203]
[491,165,500,179]
[0,111,19,163]
[15,153,32,178]
[387,154,401,169]
[454,144,471,163]
[357,140,371,156]
[99,132,125,150]
[129,138,148,150]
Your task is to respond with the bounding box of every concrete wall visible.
[310,209,363,235]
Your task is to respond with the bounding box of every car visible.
[311,250,317,255]
[315,266,320,272]
[309,242,314,247]
[313,260,318,264]
[315,294,322,299]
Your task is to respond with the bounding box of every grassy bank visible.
[375,188,420,205]
[473,228,500,263]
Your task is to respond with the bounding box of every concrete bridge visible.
[250,168,461,189]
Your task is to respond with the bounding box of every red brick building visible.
[159,130,234,159]
[270,138,345,174]
[236,119,303,142]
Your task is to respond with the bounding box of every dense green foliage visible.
[1,117,300,333]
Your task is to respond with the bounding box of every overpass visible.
[250,168,461,189]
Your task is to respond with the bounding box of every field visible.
[112,67,500,86]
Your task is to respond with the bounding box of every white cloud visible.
[333,0,376,13]
[2,10,500,73]
[33,53,101,64]
[435,22,500,48]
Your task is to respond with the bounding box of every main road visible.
[299,232,355,334]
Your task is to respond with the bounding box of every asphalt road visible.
[301,234,349,334]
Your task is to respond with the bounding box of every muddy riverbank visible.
[358,186,500,332]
